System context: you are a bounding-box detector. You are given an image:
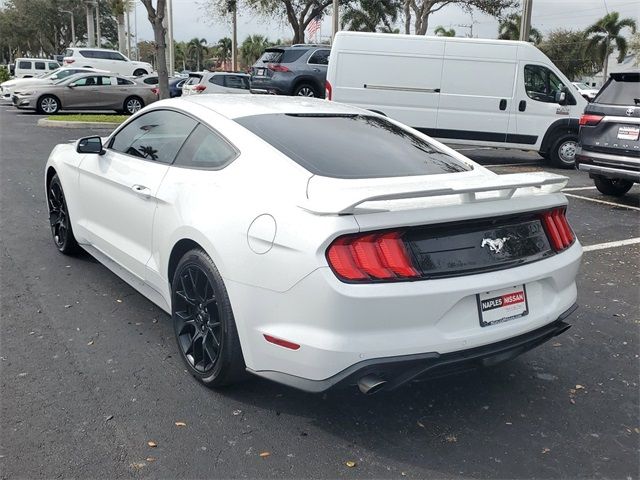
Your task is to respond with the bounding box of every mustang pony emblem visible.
[481,237,510,254]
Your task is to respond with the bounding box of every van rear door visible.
[435,41,517,147]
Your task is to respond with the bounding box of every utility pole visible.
[95,1,101,47]
[85,0,96,47]
[61,10,76,46]
[167,0,174,75]
[332,0,339,41]
[519,0,533,42]
[126,4,131,58]
[232,4,237,71]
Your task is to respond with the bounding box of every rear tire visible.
[293,83,319,97]
[172,249,247,388]
[593,176,634,196]
[548,132,578,168]
[37,95,60,114]
[47,174,80,255]
[123,96,143,115]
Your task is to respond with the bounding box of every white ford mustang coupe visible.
[45,95,582,394]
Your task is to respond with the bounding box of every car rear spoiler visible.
[300,172,568,215]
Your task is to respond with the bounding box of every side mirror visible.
[77,136,103,154]
[68,82,76,88]
[555,90,567,105]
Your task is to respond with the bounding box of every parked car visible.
[182,72,250,96]
[327,32,587,168]
[13,58,60,78]
[12,72,156,114]
[138,74,186,97]
[575,71,639,196]
[1,67,105,99]
[63,48,153,77]
[44,95,581,394]
[250,44,330,98]
[572,81,600,101]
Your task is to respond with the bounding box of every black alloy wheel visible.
[172,249,246,387]
[47,174,79,254]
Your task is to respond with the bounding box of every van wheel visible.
[294,83,318,97]
[593,176,633,196]
[548,132,578,168]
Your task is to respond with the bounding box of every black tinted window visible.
[117,77,134,85]
[18,61,31,69]
[35,62,45,70]
[79,50,94,58]
[258,48,307,64]
[209,75,225,86]
[110,110,198,164]
[524,64,567,103]
[174,124,237,169]
[235,114,471,178]
[143,77,158,85]
[110,52,126,61]
[594,73,640,105]
[224,75,249,89]
[308,49,330,65]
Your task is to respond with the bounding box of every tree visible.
[586,12,637,81]
[137,40,156,66]
[239,35,273,68]
[403,0,516,35]
[216,37,232,67]
[434,25,455,36]
[187,37,208,71]
[342,0,401,33]
[539,29,600,80]
[140,0,169,100]
[629,32,640,66]
[109,0,129,54]
[498,13,542,44]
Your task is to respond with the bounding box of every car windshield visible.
[235,114,472,179]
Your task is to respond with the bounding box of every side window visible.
[209,75,225,86]
[99,76,115,86]
[143,77,159,85]
[35,62,46,70]
[117,77,135,85]
[308,49,330,65]
[79,50,94,58]
[18,61,31,69]
[72,76,99,86]
[524,64,568,104]
[174,124,237,169]
[110,52,126,61]
[109,110,198,164]
[224,75,250,89]
[95,51,112,60]
[48,62,59,70]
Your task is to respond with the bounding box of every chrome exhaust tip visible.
[358,374,387,395]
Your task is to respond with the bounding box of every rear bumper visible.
[249,305,576,393]
[576,149,640,182]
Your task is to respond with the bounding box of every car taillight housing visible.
[151,87,159,95]
[64,58,75,64]
[579,114,603,126]
[267,63,290,72]
[325,80,332,100]
[193,84,206,92]
[539,208,575,252]
[326,230,419,283]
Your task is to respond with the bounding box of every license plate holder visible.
[617,125,640,141]
[256,68,266,77]
[477,285,528,327]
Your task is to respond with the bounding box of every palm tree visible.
[586,12,637,82]
[342,0,401,33]
[498,13,542,44]
[109,0,129,54]
[187,37,208,71]
[216,37,233,69]
[240,35,272,69]
[434,26,456,37]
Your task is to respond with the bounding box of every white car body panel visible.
[63,48,152,77]
[45,95,582,391]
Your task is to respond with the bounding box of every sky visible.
[128,0,640,45]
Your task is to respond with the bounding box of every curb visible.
[37,118,121,129]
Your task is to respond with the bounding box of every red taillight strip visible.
[325,80,333,100]
[579,114,603,126]
[540,208,574,252]
[264,334,300,350]
[326,230,419,282]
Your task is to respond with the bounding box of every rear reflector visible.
[327,231,418,282]
[64,59,75,64]
[540,208,574,251]
[579,114,603,126]
[263,334,300,350]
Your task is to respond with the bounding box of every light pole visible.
[84,0,96,47]
[519,0,533,42]
[332,0,339,41]
[61,10,76,46]
[167,0,175,76]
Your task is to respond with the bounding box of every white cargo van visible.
[14,58,60,78]
[326,32,587,167]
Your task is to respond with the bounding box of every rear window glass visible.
[594,73,640,106]
[258,48,307,64]
[235,114,471,179]
[65,49,74,57]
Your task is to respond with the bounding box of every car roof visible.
[16,58,57,62]
[177,94,364,119]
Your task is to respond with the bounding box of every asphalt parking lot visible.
[1,107,638,479]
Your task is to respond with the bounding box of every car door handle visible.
[131,184,151,198]
[499,99,507,110]
[519,100,527,112]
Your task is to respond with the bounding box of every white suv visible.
[63,48,152,77]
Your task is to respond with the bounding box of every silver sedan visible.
[12,72,158,115]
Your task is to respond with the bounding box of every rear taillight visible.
[64,58,75,64]
[267,63,290,72]
[151,87,159,95]
[540,208,575,252]
[193,84,206,92]
[326,231,419,282]
[579,114,603,126]
[325,80,332,100]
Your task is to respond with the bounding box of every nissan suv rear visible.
[250,45,330,98]
[576,71,639,196]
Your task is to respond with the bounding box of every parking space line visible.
[483,162,542,167]
[583,237,640,252]
[564,193,640,212]
[563,186,597,192]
